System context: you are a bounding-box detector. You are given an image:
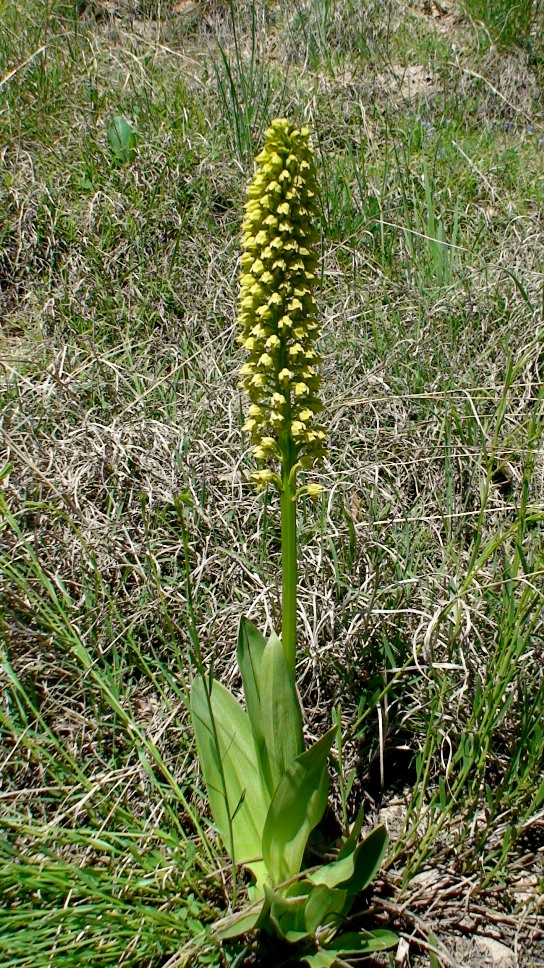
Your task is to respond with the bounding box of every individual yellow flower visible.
[306,483,323,497]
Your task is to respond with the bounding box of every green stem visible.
[280,444,297,676]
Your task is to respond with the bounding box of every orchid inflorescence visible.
[237,119,327,491]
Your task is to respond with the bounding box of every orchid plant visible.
[190,120,397,966]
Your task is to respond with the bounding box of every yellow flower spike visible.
[238,118,325,485]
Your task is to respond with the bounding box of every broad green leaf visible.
[107,115,137,163]
[300,952,337,968]
[260,630,304,791]
[342,825,388,896]
[308,825,388,900]
[262,727,336,884]
[190,677,268,883]
[236,617,273,796]
[304,883,346,934]
[308,849,357,891]
[326,929,398,954]
[263,883,310,942]
[213,905,263,941]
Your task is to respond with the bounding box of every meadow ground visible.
[1,1,543,965]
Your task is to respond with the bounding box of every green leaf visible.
[308,850,356,894]
[308,825,388,900]
[236,617,273,796]
[190,677,268,883]
[304,883,346,934]
[348,824,389,894]
[107,115,137,163]
[428,930,440,968]
[260,630,304,791]
[300,951,337,968]
[336,804,364,861]
[213,905,263,941]
[262,727,336,884]
[326,928,398,954]
[262,882,310,943]
[529,773,544,812]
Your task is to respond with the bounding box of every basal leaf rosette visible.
[238,119,326,491]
